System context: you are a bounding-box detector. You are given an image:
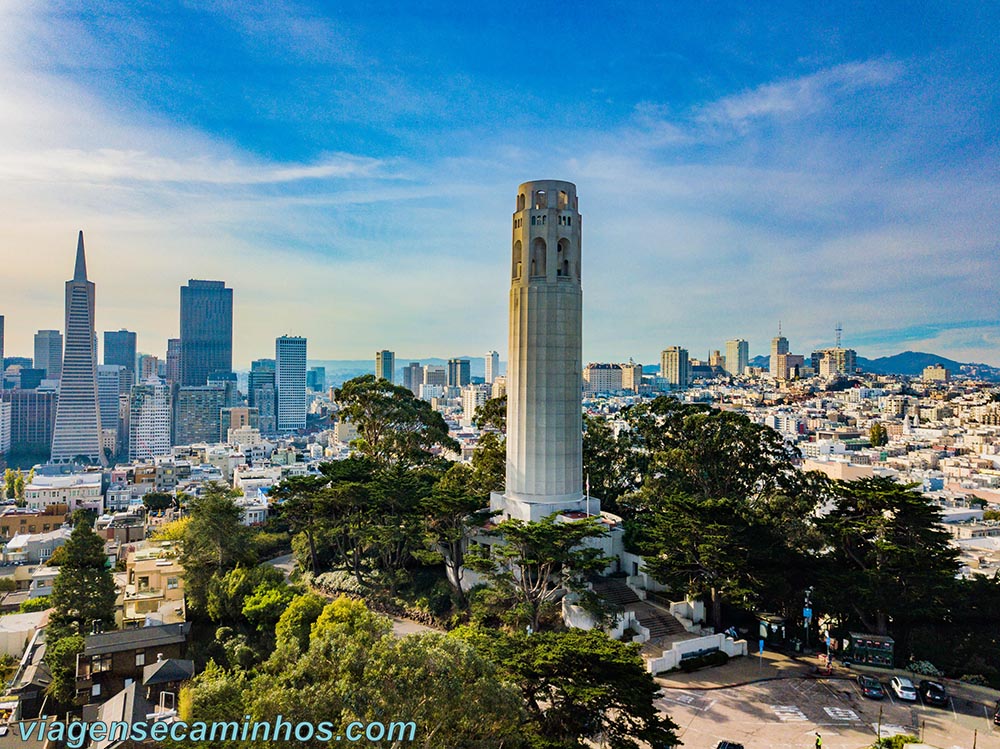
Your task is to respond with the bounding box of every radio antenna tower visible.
[835,322,843,349]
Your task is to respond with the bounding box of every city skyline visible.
[2,3,998,366]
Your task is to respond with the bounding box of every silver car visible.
[890,676,918,701]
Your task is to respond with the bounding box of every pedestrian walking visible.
[815,732,822,748]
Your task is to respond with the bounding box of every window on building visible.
[91,684,101,697]
[135,652,145,667]
[167,577,179,589]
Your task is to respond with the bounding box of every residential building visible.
[121,541,186,628]
[172,384,227,446]
[24,471,103,513]
[129,377,172,461]
[460,384,492,428]
[3,526,72,564]
[621,360,643,393]
[76,622,191,704]
[725,339,749,376]
[33,330,63,380]
[221,407,259,442]
[179,280,232,386]
[375,350,395,383]
[276,336,307,432]
[923,364,950,382]
[51,232,104,465]
[660,346,689,388]
[583,363,623,393]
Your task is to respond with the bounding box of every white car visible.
[889,676,918,701]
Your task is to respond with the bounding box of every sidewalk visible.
[656,647,822,689]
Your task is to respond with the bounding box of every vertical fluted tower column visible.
[506,180,583,505]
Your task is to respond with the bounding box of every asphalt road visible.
[658,676,1000,749]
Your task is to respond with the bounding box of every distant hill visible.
[749,351,1000,380]
[857,351,963,376]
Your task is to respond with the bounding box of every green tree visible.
[466,513,613,631]
[142,492,175,512]
[420,463,493,605]
[869,422,889,447]
[455,626,678,749]
[473,395,506,432]
[205,565,285,624]
[350,633,525,748]
[816,477,959,639]
[273,592,326,656]
[45,634,84,705]
[180,483,255,612]
[272,475,332,574]
[49,523,117,637]
[19,595,50,612]
[335,374,459,467]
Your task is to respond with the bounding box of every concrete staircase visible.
[591,578,688,643]
[633,602,688,642]
[591,577,642,607]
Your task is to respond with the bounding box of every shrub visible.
[679,650,729,672]
[872,735,918,749]
[960,673,988,686]
[905,660,942,676]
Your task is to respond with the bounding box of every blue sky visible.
[2,0,998,366]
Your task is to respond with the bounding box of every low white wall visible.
[646,633,748,674]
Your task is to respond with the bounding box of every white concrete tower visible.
[494,180,589,522]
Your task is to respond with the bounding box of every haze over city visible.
[2,1,998,366]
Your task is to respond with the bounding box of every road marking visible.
[823,707,860,721]
[771,705,808,721]
[873,723,908,738]
[657,694,715,712]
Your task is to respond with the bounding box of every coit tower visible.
[495,180,589,522]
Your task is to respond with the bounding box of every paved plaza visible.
[656,652,1000,749]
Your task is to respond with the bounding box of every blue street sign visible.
[826,634,831,647]
[803,607,813,620]
[759,639,765,655]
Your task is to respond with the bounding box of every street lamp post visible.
[803,587,813,651]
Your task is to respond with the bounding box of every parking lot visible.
[657,674,1000,749]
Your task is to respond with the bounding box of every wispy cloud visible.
[697,59,904,128]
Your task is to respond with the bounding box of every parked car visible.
[716,743,745,749]
[918,680,948,707]
[889,676,918,701]
[857,674,885,699]
[992,700,999,726]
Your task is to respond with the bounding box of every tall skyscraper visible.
[33,330,63,380]
[249,359,276,434]
[129,377,172,461]
[104,329,137,382]
[770,328,789,379]
[496,180,586,521]
[51,232,104,465]
[447,358,471,387]
[307,367,326,392]
[725,339,749,376]
[96,365,123,430]
[660,346,690,388]
[166,338,182,384]
[375,350,395,383]
[485,351,499,384]
[422,365,447,386]
[276,336,307,432]
[180,280,233,386]
[402,362,422,396]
